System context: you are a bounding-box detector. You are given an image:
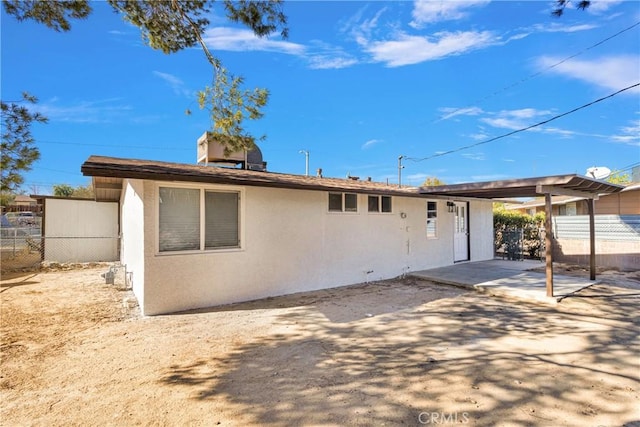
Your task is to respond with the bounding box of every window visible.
[328,192,358,212]
[368,195,392,213]
[159,186,240,253]
[427,201,438,238]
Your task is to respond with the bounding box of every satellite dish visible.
[586,166,611,180]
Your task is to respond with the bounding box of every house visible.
[504,183,640,271]
[504,183,640,216]
[81,155,495,315]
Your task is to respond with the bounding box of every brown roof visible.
[81,155,423,202]
[81,156,625,203]
[420,174,624,199]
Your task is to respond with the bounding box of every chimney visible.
[316,168,323,178]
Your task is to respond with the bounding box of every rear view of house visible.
[81,147,494,315]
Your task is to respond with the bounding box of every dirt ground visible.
[1,264,639,426]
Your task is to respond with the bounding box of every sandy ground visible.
[1,265,639,426]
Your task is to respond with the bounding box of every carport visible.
[420,174,624,297]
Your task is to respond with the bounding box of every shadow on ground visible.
[159,279,640,426]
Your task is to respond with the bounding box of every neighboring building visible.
[504,183,640,216]
[32,196,119,263]
[13,195,37,207]
[81,155,495,315]
[505,183,640,271]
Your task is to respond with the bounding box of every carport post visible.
[545,193,554,297]
[587,198,596,281]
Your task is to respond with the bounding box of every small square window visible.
[328,193,343,212]
[381,196,392,213]
[345,193,358,212]
[368,196,379,212]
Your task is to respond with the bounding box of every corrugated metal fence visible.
[553,215,640,241]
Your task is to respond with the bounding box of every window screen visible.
[427,201,437,238]
[329,193,343,211]
[159,187,200,252]
[368,195,379,212]
[381,196,392,213]
[205,191,239,248]
[345,193,358,212]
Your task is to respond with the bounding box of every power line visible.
[407,82,640,163]
[432,21,640,124]
[37,139,190,151]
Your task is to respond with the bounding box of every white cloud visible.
[362,139,383,149]
[153,71,192,97]
[35,98,133,123]
[308,56,358,70]
[462,152,485,161]
[531,23,598,33]
[585,0,624,14]
[202,27,305,55]
[469,132,489,141]
[471,174,510,181]
[482,108,553,130]
[410,0,490,27]
[203,27,359,70]
[439,106,484,120]
[367,30,498,67]
[611,118,640,146]
[537,55,640,93]
[406,173,429,185]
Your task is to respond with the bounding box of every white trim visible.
[155,182,245,256]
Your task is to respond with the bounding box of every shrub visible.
[494,209,545,259]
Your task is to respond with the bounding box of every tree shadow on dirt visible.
[159,279,640,426]
[0,273,40,293]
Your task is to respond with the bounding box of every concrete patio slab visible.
[411,259,598,304]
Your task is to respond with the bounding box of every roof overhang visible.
[420,174,624,200]
[81,155,424,202]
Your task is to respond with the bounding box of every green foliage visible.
[552,0,591,16]
[71,183,94,198]
[198,68,269,155]
[53,184,74,197]
[107,0,210,54]
[52,182,94,198]
[606,171,631,185]
[494,209,546,259]
[1,92,48,193]
[0,192,15,207]
[3,0,289,155]
[422,177,445,187]
[2,0,91,31]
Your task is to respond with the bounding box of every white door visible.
[453,201,469,262]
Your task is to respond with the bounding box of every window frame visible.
[426,200,438,239]
[367,195,393,213]
[156,183,244,255]
[328,192,358,213]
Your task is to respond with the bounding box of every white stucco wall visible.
[131,181,494,315]
[469,200,496,261]
[44,198,118,262]
[120,179,146,309]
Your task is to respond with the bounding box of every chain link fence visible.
[1,227,119,272]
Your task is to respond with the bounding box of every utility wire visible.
[432,21,640,124]
[36,139,190,151]
[406,82,640,163]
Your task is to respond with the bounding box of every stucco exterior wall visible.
[133,181,493,315]
[469,200,495,262]
[120,180,145,308]
[43,198,118,262]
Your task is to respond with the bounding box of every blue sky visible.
[2,0,639,193]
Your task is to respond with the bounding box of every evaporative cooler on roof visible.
[196,132,267,171]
